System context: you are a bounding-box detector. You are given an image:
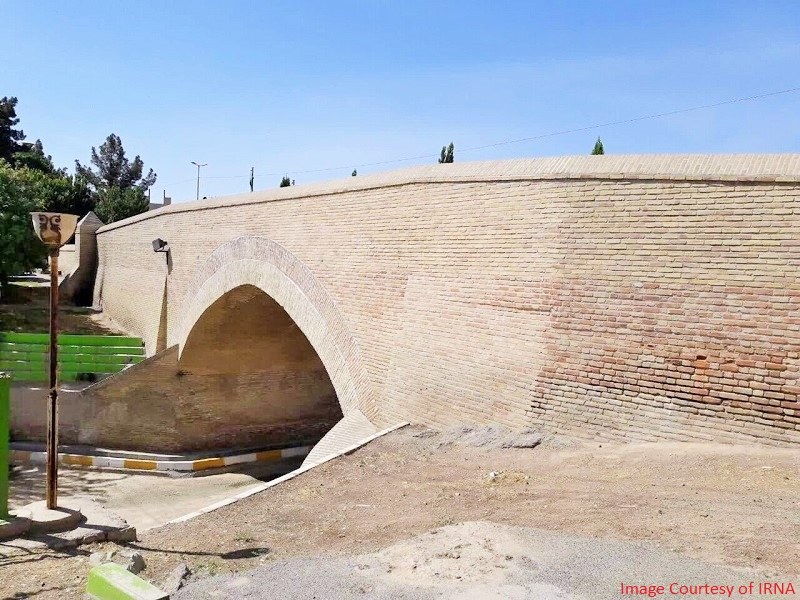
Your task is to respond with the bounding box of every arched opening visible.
[178,284,343,450]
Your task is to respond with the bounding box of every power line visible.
[259,85,800,178]
[458,85,800,153]
[160,85,800,191]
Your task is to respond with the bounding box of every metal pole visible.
[191,162,207,201]
[46,248,59,509]
[0,372,10,519]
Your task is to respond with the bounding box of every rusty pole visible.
[46,247,59,509]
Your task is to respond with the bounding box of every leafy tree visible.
[0,162,48,299]
[0,97,25,163]
[438,142,454,164]
[591,137,605,155]
[13,140,58,173]
[351,169,357,177]
[0,98,62,173]
[10,166,92,218]
[93,186,149,224]
[73,133,155,222]
[75,133,157,191]
[280,176,291,187]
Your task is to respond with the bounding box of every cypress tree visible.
[438,142,454,163]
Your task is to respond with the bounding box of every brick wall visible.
[93,156,800,447]
[15,345,341,453]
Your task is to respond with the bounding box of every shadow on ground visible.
[10,466,128,508]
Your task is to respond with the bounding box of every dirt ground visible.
[1,426,798,598]
[173,521,789,600]
[0,298,125,336]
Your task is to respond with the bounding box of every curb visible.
[11,445,311,474]
[167,421,409,525]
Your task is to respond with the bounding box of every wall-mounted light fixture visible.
[152,238,169,253]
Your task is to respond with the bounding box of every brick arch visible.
[177,236,377,421]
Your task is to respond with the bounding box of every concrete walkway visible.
[9,461,293,532]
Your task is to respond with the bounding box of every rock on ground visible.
[415,424,545,450]
[162,563,192,594]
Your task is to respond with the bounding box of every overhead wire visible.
[157,85,800,193]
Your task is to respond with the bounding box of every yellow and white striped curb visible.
[10,445,311,473]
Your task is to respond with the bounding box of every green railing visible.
[0,332,145,383]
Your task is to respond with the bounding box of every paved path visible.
[9,462,290,531]
[174,521,794,599]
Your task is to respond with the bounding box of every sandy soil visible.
[2,426,798,598]
[175,521,788,600]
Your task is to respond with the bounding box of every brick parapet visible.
[96,155,800,234]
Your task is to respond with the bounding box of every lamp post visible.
[0,372,10,519]
[30,212,78,510]
[191,161,207,201]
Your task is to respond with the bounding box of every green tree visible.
[0,162,48,299]
[0,97,25,163]
[93,186,149,224]
[279,175,291,187]
[75,133,157,191]
[10,166,92,218]
[438,142,454,164]
[351,169,357,177]
[0,97,63,173]
[591,137,605,155]
[74,133,156,222]
[13,139,58,173]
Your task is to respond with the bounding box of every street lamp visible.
[191,161,207,201]
[29,212,78,510]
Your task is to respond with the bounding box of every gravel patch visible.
[175,521,783,599]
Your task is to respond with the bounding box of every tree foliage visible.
[93,186,149,224]
[73,133,156,223]
[0,162,48,298]
[279,175,292,187]
[9,166,92,218]
[0,99,61,174]
[0,97,25,163]
[351,169,357,177]
[592,137,605,155]
[75,133,157,191]
[439,142,454,164]
[0,97,162,294]
[13,139,58,173]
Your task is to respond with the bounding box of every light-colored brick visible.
[89,156,800,448]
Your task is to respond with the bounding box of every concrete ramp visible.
[301,409,378,467]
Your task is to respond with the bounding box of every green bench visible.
[0,332,145,383]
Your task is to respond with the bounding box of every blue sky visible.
[3,1,800,202]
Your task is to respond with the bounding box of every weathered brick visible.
[83,156,800,449]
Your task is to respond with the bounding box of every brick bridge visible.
[63,155,800,452]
